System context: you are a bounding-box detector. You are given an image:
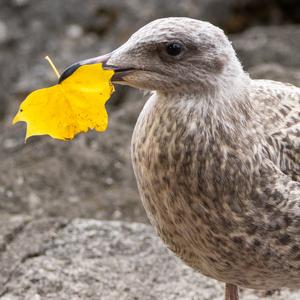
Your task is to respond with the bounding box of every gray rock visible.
[232,26,300,69]
[1,217,300,300]
[0,21,8,44]
[1,2,300,298]
[249,64,300,87]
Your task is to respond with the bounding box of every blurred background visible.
[0,0,299,223]
[0,1,300,299]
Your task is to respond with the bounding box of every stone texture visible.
[249,64,300,87]
[232,26,300,69]
[0,1,300,297]
[1,217,300,300]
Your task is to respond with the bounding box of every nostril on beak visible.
[59,52,113,83]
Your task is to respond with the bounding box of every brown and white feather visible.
[106,17,300,291]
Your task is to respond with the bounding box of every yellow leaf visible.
[13,62,114,141]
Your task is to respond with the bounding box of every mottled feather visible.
[251,80,300,181]
[106,17,300,291]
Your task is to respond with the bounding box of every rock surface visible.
[249,64,300,87]
[232,25,300,69]
[0,1,300,298]
[1,217,300,300]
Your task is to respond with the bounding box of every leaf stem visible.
[45,56,60,79]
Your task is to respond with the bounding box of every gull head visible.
[60,17,245,96]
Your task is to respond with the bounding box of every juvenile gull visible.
[61,17,300,300]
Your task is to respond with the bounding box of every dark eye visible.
[166,42,183,56]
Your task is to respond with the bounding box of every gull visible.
[60,17,300,300]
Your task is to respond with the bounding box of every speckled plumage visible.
[106,17,300,294]
[82,17,300,298]
[131,79,300,290]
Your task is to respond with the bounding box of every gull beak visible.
[59,52,132,84]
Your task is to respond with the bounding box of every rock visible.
[249,63,300,87]
[0,21,8,44]
[0,217,300,299]
[1,1,300,297]
[232,26,300,69]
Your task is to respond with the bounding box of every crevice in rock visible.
[0,218,31,254]
[0,219,71,297]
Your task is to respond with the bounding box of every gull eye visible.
[166,42,183,56]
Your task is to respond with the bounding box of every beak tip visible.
[58,63,81,83]
[58,52,113,83]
